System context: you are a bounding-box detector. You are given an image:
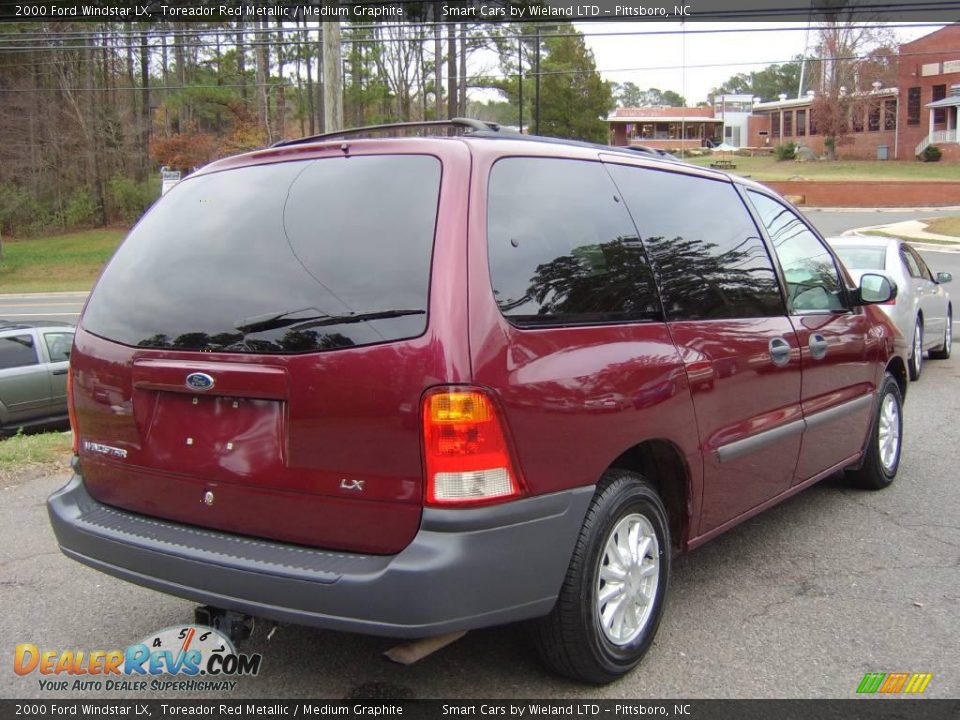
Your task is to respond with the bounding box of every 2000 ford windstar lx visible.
[49,119,909,684]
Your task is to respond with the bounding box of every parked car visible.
[827,236,952,380]
[0,321,74,435]
[49,119,908,684]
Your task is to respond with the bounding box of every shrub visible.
[0,183,56,237]
[108,175,158,225]
[774,142,797,161]
[921,145,942,162]
[63,190,97,228]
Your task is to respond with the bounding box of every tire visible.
[908,318,923,381]
[847,374,903,490]
[532,469,670,684]
[929,310,952,360]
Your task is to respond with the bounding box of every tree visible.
[612,83,685,108]
[613,81,644,107]
[710,58,803,103]
[538,30,612,143]
[808,21,897,159]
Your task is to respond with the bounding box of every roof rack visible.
[270,118,503,148]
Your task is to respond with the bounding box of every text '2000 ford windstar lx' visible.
[49,119,909,684]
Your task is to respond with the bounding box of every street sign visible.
[161,168,182,196]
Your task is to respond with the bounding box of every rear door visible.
[41,330,73,410]
[607,164,803,535]
[0,331,51,422]
[747,191,875,483]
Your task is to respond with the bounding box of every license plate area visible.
[144,392,285,482]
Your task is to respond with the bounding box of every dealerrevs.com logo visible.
[14,625,262,693]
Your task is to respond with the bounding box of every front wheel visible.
[532,470,670,684]
[908,319,923,380]
[930,310,952,359]
[847,374,903,490]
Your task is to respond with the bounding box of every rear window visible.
[833,245,886,271]
[82,155,441,353]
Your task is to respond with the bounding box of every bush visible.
[774,142,797,161]
[63,190,97,228]
[0,183,56,237]
[921,145,942,162]
[108,175,158,225]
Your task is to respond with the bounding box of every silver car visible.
[827,236,952,380]
[0,321,74,433]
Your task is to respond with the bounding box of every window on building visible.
[809,111,818,135]
[771,112,780,137]
[796,109,806,136]
[783,111,793,137]
[868,102,881,132]
[852,106,864,133]
[883,99,896,131]
[907,87,921,125]
[933,84,947,124]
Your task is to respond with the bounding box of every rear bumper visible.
[48,475,593,638]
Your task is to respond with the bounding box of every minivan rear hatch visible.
[73,148,457,554]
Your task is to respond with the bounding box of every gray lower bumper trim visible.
[48,476,594,638]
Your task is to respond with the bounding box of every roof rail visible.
[270,118,501,148]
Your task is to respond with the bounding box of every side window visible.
[904,245,932,281]
[44,332,74,363]
[748,192,846,314]
[901,248,923,279]
[606,164,785,320]
[0,334,39,370]
[487,157,660,327]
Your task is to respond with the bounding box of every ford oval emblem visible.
[186,372,215,392]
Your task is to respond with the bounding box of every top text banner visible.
[2,0,959,23]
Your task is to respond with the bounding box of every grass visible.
[921,216,960,237]
[0,228,125,293]
[0,430,72,482]
[683,155,960,182]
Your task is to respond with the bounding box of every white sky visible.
[474,22,946,106]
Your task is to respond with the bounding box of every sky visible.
[563,22,947,105]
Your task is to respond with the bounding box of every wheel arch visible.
[606,439,692,552]
[886,355,908,402]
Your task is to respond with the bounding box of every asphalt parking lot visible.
[1,349,957,700]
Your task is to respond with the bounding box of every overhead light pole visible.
[534,25,558,136]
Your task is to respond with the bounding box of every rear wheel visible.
[930,310,952,360]
[908,318,923,381]
[532,470,670,684]
[847,374,903,490]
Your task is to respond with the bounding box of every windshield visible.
[833,245,886,271]
[82,155,442,353]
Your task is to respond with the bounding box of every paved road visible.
[1,352,958,700]
[0,292,85,325]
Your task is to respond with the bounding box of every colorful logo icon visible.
[857,672,933,694]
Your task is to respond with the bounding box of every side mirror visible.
[937,271,953,284]
[858,273,896,305]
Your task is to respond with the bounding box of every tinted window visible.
[44,332,73,363]
[607,165,785,320]
[833,245,886,271]
[749,192,846,314]
[487,158,660,327]
[83,155,441,353]
[906,246,934,281]
[0,334,38,370]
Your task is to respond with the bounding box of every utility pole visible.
[533,25,558,135]
[517,34,523,132]
[323,12,343,132]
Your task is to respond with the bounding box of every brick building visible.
[607,23,960,161]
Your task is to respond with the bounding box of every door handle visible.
[809,334,829,360]
[768,337,791,367]
[51,369,68,376]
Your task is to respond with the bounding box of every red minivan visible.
[49,120,908,683]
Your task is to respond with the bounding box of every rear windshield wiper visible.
[235,308,425,334]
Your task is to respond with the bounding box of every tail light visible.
[66,367,79,454]
[422,387,523,506]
